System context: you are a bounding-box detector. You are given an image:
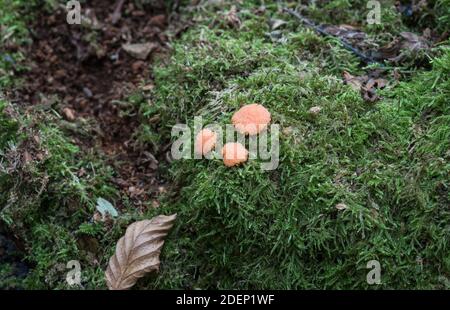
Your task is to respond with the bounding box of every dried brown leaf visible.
[323,24,366,41]
[343,71,367,92]
[376,31,430,62]
[226,6,241,29]
[366,78,387,91]
[105,214,177,290]
[343,71,388,102]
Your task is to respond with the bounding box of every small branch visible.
[111,0,126,25]
[283,8,379,65]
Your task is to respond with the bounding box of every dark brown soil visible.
[14,0,184,208]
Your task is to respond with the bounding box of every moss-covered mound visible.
[1,0,449,289]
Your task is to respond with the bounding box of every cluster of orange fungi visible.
[194,104,271,167]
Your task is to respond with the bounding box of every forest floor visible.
[1,0,449,289]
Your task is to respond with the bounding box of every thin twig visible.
[283,8,380,65]
[111,0,126,25]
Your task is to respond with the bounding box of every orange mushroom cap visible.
[231,104,271,135]
[194,129,217,155]
[221,142,249,167]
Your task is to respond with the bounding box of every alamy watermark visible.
[66,0,81,25]
[65,1,381,26]
[367,1,381,25]
[366,260,382,285]
[66,260,81,286]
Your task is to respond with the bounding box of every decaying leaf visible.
[362,77,388,102]
[225,5,241,29]
[105,214,177,290]
[343,71,388,102]
[343,71,366,92]
[322,24,366,41]
[375,31,430,62]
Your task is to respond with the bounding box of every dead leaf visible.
[343,71,367,92]
[375,31,430,62]
[343,71,387,102]
[122,43,158,60]
[366,78,387,91]
[362,86,378,102]
[131,61,146,73]
[399,32,430,52]
[323,24,366,41]
[335,203,348,211]
[226,6,241,29]
[149,14,167,28]
[105,214,177,290]
[363,77,388,102]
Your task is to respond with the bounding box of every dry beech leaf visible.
[105,214,177,290]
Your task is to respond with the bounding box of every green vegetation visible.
[140,1,450,289]
[0,98,119,289]
[1,0,449,289]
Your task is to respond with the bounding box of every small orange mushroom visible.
[221,142,249,167]
[195,128,217,155]
[231,103,271,135]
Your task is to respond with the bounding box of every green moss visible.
[136,1,450,289]
[0,100,119,288]
[1,0,449,289]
